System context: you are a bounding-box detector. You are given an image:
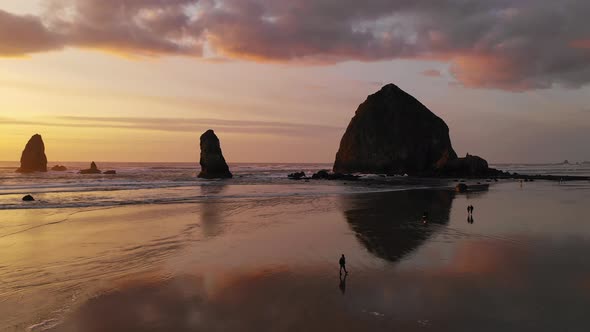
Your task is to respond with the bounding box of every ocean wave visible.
[0,186,427,211]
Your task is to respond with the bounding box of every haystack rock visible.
[80,161,101,174]
[197,130,232,179]
[334,84,457,175]
[16,134,47,173]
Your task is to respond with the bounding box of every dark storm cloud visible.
[1,0,590,90]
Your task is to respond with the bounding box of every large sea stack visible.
[17,134,48,173]
[197,130,232,179]
[334,84,457,175]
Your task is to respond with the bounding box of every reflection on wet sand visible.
[342,189,456,262]
[200,184,227,237]
[49,234,590,332]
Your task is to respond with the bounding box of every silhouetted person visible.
[339,254,348,275]
[339,273,347,294]
[467,205,470,214]
[470,205,474,214]
[422,211,429,224]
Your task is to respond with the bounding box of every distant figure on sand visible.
[467,205,474,214]
[339,254,348,275]
[422,211,429,224]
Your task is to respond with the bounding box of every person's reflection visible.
[339,273,347,294]
[200,184,227,237]
[468,215,474,224]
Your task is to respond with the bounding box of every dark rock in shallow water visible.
[311,170,359,180]
[288,171,306,180]
[333,84,457,175]
[22,195,35,201]
[197,130,232,179]
[51,165,67,171]
[312,170,330,179]
[103,170,116,175]
[17,134,47,173]
[80,161,101,174]
[455,183,468,193]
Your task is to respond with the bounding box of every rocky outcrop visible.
[17,134,47,173]
[51,165,67,171]
[334,84,457,175]
[440,154,495,177]
[197,130,232,179]
[311,170,359,181]
[288,171,306,180]
[80,162,101,174]
[103,170,116,175]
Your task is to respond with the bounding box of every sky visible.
[1,0,589,163]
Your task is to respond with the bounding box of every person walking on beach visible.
[339,254,348,275]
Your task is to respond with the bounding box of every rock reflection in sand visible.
[342,189,456,262]
[200,184,227,237]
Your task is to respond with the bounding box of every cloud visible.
[571,40,590,49]
[421,69,442,77]
[0,115,342,137]
[1,0,590,90]
[44,0,203,56]
[0,9,64,56]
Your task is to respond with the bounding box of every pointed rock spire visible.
[17,134,48,173]
[198,129,232,179]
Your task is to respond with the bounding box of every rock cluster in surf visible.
[198,129,232,179]
[17,134,48,173]
[80,161,101,174]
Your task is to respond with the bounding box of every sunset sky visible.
[1,0,589,163]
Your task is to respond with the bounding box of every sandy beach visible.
[2,179,590,331]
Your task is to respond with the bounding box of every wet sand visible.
[2,181,590,331]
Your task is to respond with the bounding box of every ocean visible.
[2,161,589,211]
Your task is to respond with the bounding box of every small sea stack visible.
[197,130,232,179]
[80,162,102,174]
[16,134,48,173]
[22,194,35,201]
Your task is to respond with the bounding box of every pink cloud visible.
[1,0,590,91]
[421,69,442,77]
